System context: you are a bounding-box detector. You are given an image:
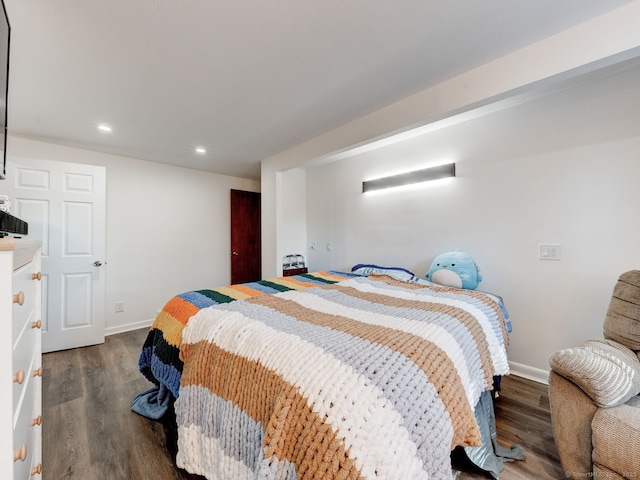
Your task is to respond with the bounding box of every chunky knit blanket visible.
[138,271,356,399]
[176,274,510,480]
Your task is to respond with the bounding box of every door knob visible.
[232,252,239,256]
[93,261,103,267]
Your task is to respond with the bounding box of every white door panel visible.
[4,157,106,352]
[15,199,49,254]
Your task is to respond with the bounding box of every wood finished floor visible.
[42,328,565,480]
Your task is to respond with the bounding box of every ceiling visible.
[3,0,635,180]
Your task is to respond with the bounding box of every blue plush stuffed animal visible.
[426,250,483,290]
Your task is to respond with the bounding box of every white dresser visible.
[0,238,42,479]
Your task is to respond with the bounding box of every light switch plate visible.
[539,244,561,261]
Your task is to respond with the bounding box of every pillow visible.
[549,338,640,408]
[351,264,415,282]
[603,270,640,350]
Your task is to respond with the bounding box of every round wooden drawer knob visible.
[32,272,42,280]
[32,319,42,329]
[13,444,27,462]
[31,463,42,475]
[32,367,43,377]
[31,415,42,426]
[13,368,25,384]
[13,290,25,305]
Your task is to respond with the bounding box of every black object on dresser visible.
[0,210,28,236]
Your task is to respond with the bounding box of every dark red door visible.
[230,189,261,284]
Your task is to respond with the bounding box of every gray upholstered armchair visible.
[548,270,640,479]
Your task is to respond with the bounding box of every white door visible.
[4,156,106,353]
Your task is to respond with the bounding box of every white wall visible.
[278,168,307,268]
[5,136,260,334]
[304,64,640,380]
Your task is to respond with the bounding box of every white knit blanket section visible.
[278,288,477,405]
[341,278,509,374]
[178,423,255,480]
[183,308,431,480]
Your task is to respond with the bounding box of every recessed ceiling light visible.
[98,124,112,133]
[195,147,206,154]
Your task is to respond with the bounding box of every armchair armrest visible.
[549,371,597,478]
[549,338,640,408]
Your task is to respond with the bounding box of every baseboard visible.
[508,361,550,385]
[105,318,154,336]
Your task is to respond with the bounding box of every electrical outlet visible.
[539,244,561,261]
[115,301,125,313]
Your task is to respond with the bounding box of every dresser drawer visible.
[12,261,38,345]
[12,327,38,414]
[13,371,37,480]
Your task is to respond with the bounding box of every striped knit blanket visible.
[175,274,510,480]
[138,271,356,399]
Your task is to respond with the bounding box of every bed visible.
[134,269,515,479]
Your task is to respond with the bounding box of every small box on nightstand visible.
[283,267,308,277]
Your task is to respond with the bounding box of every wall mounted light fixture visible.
[362,163,455,193]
